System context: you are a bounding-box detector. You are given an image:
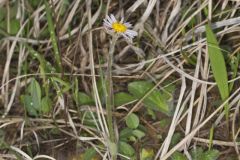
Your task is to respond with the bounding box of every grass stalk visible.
[44,0,62,72]
[105,35,118,158]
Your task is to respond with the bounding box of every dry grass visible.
[0,0,240,160]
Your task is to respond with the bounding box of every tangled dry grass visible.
[0,0,240,159]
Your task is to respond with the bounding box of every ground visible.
[0,0,240,160]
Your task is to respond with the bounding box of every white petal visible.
[110,14,117,22]
[126,33,135,39]
[124,35,133,43]
[124,22,132,28]
[121,33,130,40]
[126,29,137,36]
[103,22,112,28]
[126,33,135,38]
[103,19,112,27]
[106,15,112,23]
[104,19,112,25]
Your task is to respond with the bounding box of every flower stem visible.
[106,35,118,158]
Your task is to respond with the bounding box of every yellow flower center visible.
[112,22,127,33]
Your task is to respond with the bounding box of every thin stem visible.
[105,35,118,160]
[106,35,118,146]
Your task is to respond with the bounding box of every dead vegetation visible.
[0,0,240,159]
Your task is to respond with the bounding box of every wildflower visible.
[103,14,137,41]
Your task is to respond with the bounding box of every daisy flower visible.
[103,14,137,41]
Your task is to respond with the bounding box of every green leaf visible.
[59,0,69,16]
[161,81,176,100]
[51,77,71,92]
[129,135,137,142]
[128,81,169,115]
[206,24,229,102]
[147,108,156,120]
[118,141,135,157]
[119,128,133,141]
[203,149,220,160]
[191,147,203,160]
[159,119,171,128]
[0,129,8,149]
[0,5,20,35]
[108,140,118,157]
[191,147,220,160]
[140,148,154,160]
[206,24,229,121]
[83,148,96,160]
[171,151,188,160]
[73,78,79,106]
[28,0,41,9]
[0,7,6,21]
[21,95,38,116]
[75,92,94,105]
[29,78,42,111]
[132,129,145,139]
[9,19,20,35]
[41,96,52,113]
[96,79,105,103]
[182,52,197,66]
[50,77,71,103]
[126,113,139,129]
[229,55,239,92]
[50,127,61,135]
[170,132,182,147]
[114,92,136,106]
[26,45,47,81]
[44,0,62,72]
